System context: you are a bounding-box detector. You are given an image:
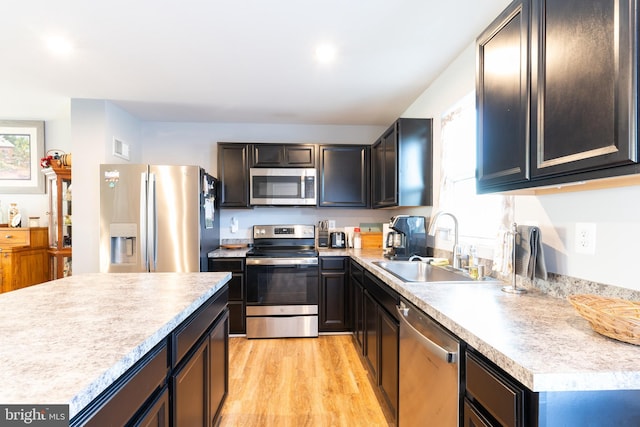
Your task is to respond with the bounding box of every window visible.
[439,92,510,249]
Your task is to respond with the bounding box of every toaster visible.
[330,231,346,248]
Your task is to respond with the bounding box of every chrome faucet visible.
[427,211,461,269]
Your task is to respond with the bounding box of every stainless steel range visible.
[245,224,319,339]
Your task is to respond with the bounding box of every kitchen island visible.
[0,272,231,424]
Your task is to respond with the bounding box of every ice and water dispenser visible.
[110,223,137,265]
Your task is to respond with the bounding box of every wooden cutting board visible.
[220,244,248,249]
[360,232,382,249]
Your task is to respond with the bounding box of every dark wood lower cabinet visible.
[210,311,229,422]
[173,337,209,426]
[364,291,378,374]
[319,256,349,332]
[135,387,169,427]
[208,258,245,334]
[351,267,400,425]
[174,308,229,427]
[350,261,365,351]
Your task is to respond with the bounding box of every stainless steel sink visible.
[373,260,480,283]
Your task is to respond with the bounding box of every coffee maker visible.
[384,215,430,260]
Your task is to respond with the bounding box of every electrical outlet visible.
[575,222,596,255]
[328,220,336,229]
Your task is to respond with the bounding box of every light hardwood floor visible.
[218,335,390,427]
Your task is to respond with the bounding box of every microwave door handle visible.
[300,175,305,200]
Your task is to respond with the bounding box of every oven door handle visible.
[246,257,319,266]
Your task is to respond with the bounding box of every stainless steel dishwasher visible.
[397,299,460,426]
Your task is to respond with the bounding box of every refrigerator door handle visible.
[148,172,157,272]
[140,172,149,271]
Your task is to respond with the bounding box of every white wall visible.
[71,99,142,274]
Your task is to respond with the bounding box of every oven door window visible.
[247,264,318,305]
[252,175,302,199]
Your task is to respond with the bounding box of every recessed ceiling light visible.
[315,44,336,64]
[44,35,74,56]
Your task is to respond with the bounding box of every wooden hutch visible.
[43,163,72,279]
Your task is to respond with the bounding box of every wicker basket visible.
[568,294,640,345]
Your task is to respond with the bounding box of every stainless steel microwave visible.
[249,168,317,206]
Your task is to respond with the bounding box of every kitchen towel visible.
[492,226,513,276]
[514,225,547,280]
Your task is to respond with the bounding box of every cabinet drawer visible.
[466,351,523,427]
[320,256,347,271]
[208,258,245,272]
[364,271,399,320]
[0,229,29,246]
[172,287,228,368]
[350,260,364,282]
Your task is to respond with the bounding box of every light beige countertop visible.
[0,272,231,418]
[209,248,250,257]
[209,246,640,392]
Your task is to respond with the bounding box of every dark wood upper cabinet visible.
[476,0,530,191]
[477,0,639,193]
[372,118,432,208]
[218,143,250,208]
[318,145,369,208]
[252,144,316,167]
[530,0,637,178]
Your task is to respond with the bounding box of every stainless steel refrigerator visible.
[99,164,219,273]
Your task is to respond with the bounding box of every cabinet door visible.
[252,144,283,166]
[372,126,398,208]
[218,144,250,208]
[476,0,530,192]
[319,271,348,331]
[252,144,316,167]
[209,311,229,424]
[134,387,169,427]
[284,145,315,167]
[379,308,399,420]
[530,0,637,178]
[381,127,398,207]
[318,145,369,207]
[173,338,209,427]
[352,275,364,352]
[364,291,379,378]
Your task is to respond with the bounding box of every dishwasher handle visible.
[396,305,457,364]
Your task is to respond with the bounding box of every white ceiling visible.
[2,0,510,125]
